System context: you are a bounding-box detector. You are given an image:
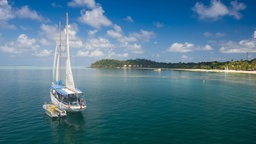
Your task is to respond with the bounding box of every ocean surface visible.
[0,67,256,144]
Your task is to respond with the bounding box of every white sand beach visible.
[174,69,256,74]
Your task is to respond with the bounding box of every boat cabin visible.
[51,84,85,106]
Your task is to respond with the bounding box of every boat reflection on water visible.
[43,113,66,128]
[63,112,86,130]
[44,112,86,129]
[44,112,86,143]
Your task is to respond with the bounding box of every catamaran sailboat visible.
[50,13,86,112]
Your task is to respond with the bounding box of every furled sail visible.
[52,22,62,84]
[52,44,58,82]
[65,12,75,91]
[55,44,60,82]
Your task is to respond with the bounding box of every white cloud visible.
[0,45,19,54]
[0,0,47,29]
[15,6,46,22]
[39,24,58,46]
[78,50,88,57]
[106,24,123,40]
[40,24,58,42]
[77,49,104,57]
[0,21,16,29]
[78,6,112,29]
[0,0,14,21]
[90,49,104,57]
[118,53,128,58]
[72,0,154,57]
[107,27,154,43]
[70,39,83,49]
[229,1,246,19]
[68,0,96,8]
[107,29,123,39]
[131,30,155,42]
[113,24,122,32]
[0,0,15,29]
[192,0,246,20]
[203,44,213,51]
[85,37,114,50]
[77,49,128,58]
[219,36,256,54]
[17,34,37,49]
[181,54,193,61]
[125,16,134,23]
[39,23,83,48]
[77,50,89,57]
[107,25,155,54]
[79,36,114,58]
[70,0,155,57]
[88,30,98,37]
[80,26,151,58]
[76,25,150,58]
[39,38,52,46]
[67,23,83,48]
[0,34,39,54]
[33,49,52,57]
[167,42,195,53]
[219,31,256,53]
[203,32,225,38]
[125,43,143,54]
[193,0,228,20]
[167,42,213,53]
[181,55,188,59]
[107,26,137,43]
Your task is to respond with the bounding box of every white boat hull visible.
[50,92,86,112]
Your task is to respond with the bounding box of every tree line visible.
[90,58,256,71]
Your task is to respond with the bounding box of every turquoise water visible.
[0,68,256,144]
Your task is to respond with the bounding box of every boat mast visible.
[65,12,75,90]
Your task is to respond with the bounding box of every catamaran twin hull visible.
[50,92,86,112]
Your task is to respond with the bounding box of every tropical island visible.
[91,58,256,73]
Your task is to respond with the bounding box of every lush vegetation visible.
[90,58,256,71]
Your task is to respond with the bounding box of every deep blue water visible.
[0,67,256,144]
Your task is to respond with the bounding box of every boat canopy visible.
[51,84,83,97]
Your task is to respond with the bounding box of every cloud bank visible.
[192,0,246,20]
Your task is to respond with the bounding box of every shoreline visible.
[9,65,254,75]
[173,69,256,74]
[96,67,256,74]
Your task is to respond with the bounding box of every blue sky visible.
[0,0,256,66]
